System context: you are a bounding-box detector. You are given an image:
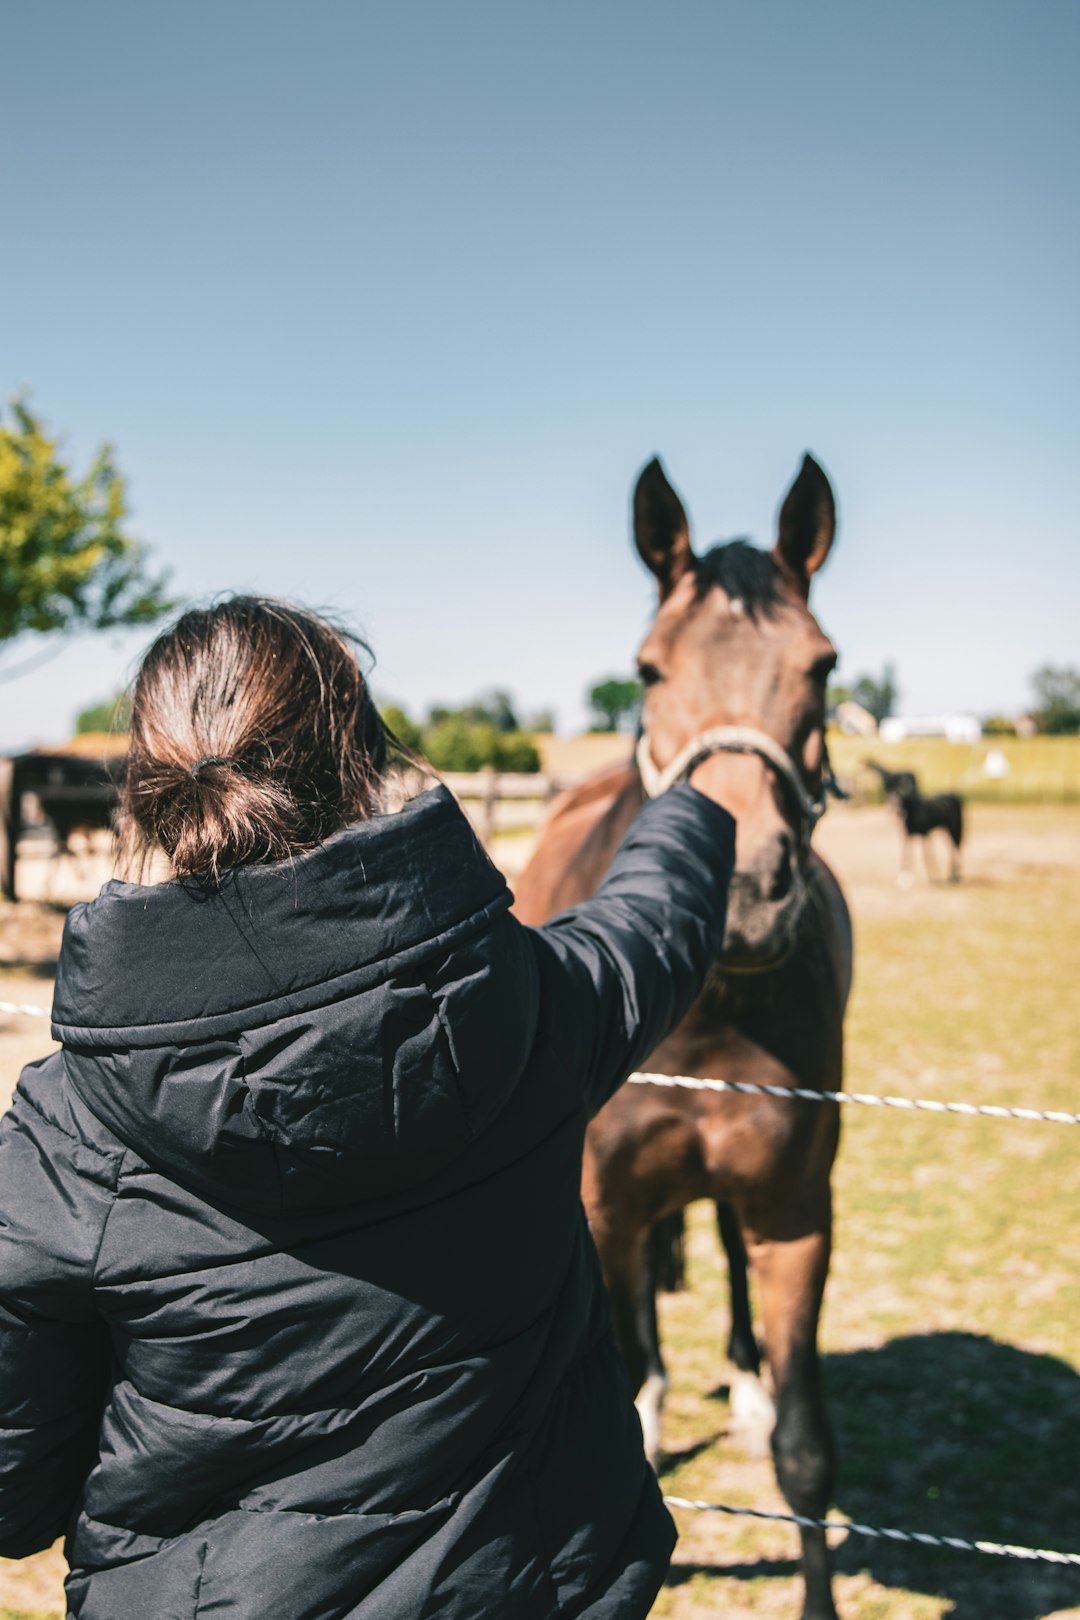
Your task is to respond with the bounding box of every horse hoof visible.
[729,1371,776,1457]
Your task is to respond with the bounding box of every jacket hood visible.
[53,788,537,1214]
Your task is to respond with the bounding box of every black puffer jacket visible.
[0,784,734,1620]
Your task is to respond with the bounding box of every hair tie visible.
[190,755,232,780]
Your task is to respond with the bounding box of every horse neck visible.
[512,764,643,924]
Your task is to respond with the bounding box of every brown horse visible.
[514,454,852,1620]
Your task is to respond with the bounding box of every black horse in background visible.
[0,751,121,901]
[863,760,963,884]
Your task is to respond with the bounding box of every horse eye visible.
[638,663,664,688]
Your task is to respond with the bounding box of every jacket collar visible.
[53,787,509,1046]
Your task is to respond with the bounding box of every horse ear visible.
[773,453,836,598]
[633,457,694,598]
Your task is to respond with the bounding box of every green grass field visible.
[1,804,1078,1618]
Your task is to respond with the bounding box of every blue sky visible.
[1,0,1077,748]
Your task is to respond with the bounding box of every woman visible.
[0,597,735,1620]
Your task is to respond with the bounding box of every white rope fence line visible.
[0,1000,52,1020]
[662,1495,1080,1567]
[630,1071,1080,1126]
[2,1003,1078,1125]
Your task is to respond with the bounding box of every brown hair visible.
[118,597,389,881]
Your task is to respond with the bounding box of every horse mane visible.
[694,539,781,619]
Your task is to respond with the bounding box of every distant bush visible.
[380,699,541,773]
[75,691,132,734]
[380,704,424,753]
[422,716,499,772]
[983,716,1017,736]
[492,730,541,772]
[1039,710,1080,737]
[1031,665,1080,736]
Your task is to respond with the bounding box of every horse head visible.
[633,453,838,972]
[864,759,919,807]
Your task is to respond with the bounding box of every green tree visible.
[76,690,132,735]
[474,688,519,734]
[0,398,173,649]
[492,730,541,772]
[382,693,541,773]
[588,676,642,733]
[1031,665,1080,735]
[421,714,540,772]
[380,703,425,753]
[850,662,898,725]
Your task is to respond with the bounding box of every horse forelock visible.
[693,539,782,620]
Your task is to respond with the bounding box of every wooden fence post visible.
[0,758,15,902]
[481,767,498,847]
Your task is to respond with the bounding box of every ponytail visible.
[118,598,388,881]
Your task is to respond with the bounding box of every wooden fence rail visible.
[436,770,568,846]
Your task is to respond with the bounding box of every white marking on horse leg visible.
[729,1369,776,1459]
[635,1373,667,1470]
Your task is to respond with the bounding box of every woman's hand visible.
[688,755,738,810]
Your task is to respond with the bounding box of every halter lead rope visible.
[635,726,826,849]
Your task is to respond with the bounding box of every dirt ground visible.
[1,804,1078,1619]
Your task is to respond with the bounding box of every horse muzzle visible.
[720,854,807,973]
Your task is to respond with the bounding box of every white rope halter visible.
[635,726,827,852]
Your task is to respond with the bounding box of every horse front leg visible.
[897,831,914,888]
[921,832,940,884]
[636,1222,672,1466]
[717,1201,774,1455]
[589,1208,666,1467]
[745,1201,838,1620]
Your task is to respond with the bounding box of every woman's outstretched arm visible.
[526,785,735,1115]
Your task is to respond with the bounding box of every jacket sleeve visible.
[526,785,735,1116]
[0,1057,115,1558]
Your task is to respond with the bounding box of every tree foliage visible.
[1031,665,1080,735]
[588,676,642,733]
[75,690,132,735]
[828,663,898,725]
[380,704,424,753]
[0,399,173,645]
[380,695,541,772]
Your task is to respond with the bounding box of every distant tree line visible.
[381,691,542,772]
[1028,665,1080,735]
[76,692,132,735]
[827,662,898,725]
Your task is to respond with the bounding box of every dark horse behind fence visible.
[514,454,852,1620]
[863,760,964,884]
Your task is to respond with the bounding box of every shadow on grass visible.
[0,959,58,979]
[661,1332,1080,1617]
[666,1555,802,1586]
[658,1433,725,1474]
[825,1332,1080,1619]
